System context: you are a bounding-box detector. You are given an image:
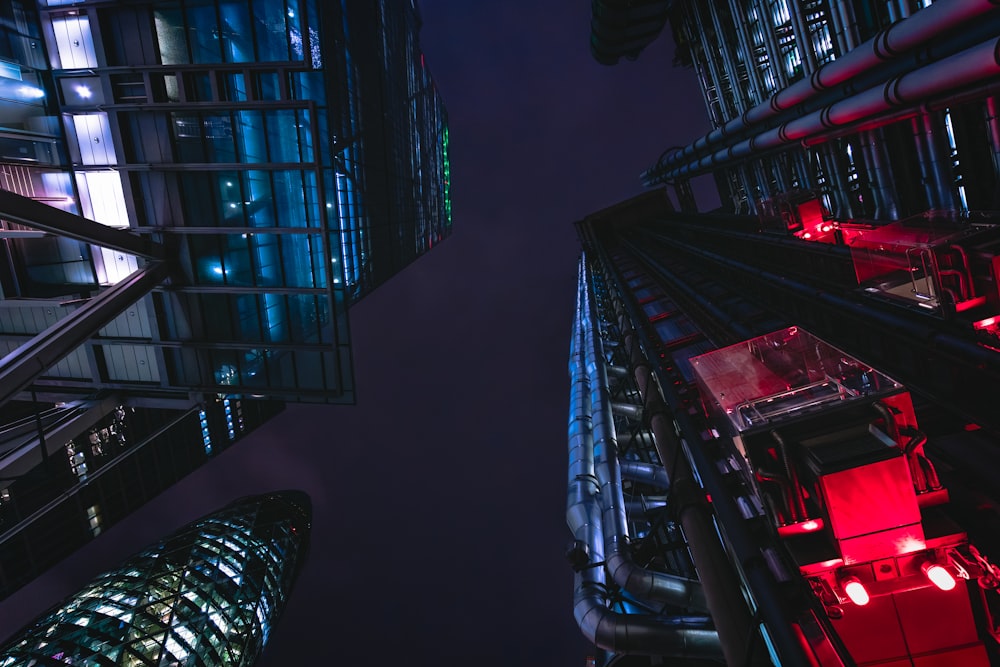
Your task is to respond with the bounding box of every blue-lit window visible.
[199,409,212,454]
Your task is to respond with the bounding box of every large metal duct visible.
[573,585,722,659]
[580,263,709,613]
[648,0,1000,181]
[567,261,722,658]
[661,35,1000,181]
[620,460,670,489]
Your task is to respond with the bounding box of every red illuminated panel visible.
[817,456,924,563]
[831,595,909,664]
[895,585,986,662]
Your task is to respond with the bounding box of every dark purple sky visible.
[0,3,712,664]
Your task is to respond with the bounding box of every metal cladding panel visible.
[837,524,926,565]
[832,595,910,664]
[103,344,159,383]
[911,644,991,666]
[821,456,921,540]
[99,302,153,339]
[894,585,982,656]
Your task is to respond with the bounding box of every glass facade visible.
[0,0,447,601]
[0,0,451,403]
[0,492,310,666]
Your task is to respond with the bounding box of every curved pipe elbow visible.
[606,551,710,613]
[574,583,722,658]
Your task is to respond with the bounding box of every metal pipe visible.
[831,0,860,52]
[625,497,669,516]
[603,260,817,667]
[653,0,1000,174]
[568,261,721,657]
[912,114,940,208]
[922,111,960,210]
[727,0,765,105]
[659,35,1000,183]
[573,579,722,658]
[620,461,670,489]
[789,0,818,75]
[771,430,808,523]
[581,264,710,613]
[707,0,747,113]
[754,0,788,91]
[611,402,643,419]
[985,96,1000,176]
[689,1,731,123]
[615,298,764,666]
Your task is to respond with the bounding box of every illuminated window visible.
[86,504,102,537]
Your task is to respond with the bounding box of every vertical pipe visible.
[858,130,885,219]
[739,164,758,214]
[755,0,789,89]
[614,301,764,667]
[794,150,814,189]
[985,96,1000,184]
[753,159,772,203]
[707,0,748,113]
[790,0,818,74]
[691,1,733,122]
[869,128,900,219]
[727,0,766,105]
[923,110,960,211]
[832,0,860,52]
[912,114,940,209]
[819,143,853,219]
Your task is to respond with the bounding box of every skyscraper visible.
[0,0,448,599]
[571,2,1000,665]
[0,491,310,666]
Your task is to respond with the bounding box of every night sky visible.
[0,2,715,664]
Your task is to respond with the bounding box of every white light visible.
[923,563,957,591]
[74,84,92,99]
[287,9,295,17]
[213,266,224,275]
[326,203,333,208]
[333,278,340,283]
[17,85,45,99]
[229,203,238,209]
[225,181,233,187]
[842,577,870,606]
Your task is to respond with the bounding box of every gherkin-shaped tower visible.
[0,492,310,666]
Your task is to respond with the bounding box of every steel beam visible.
[0,189,163,259]
[0,261,169,410]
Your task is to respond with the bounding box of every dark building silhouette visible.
[0,0,447,599]
[0,491,310,666]
[572,2,1000,665]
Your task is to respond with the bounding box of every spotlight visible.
[842,577,870,606]
[922,563,956,591]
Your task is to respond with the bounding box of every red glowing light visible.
[801,520,820,531]
[923,563,956,591]
[974,316,997,330]
[802,232,812,239]
[843,577,870,606]
[821,224,833,233]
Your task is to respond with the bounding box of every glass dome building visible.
[0,491,310,666]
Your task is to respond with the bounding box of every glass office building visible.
[0,0,448,599]
[0,491,311,666]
